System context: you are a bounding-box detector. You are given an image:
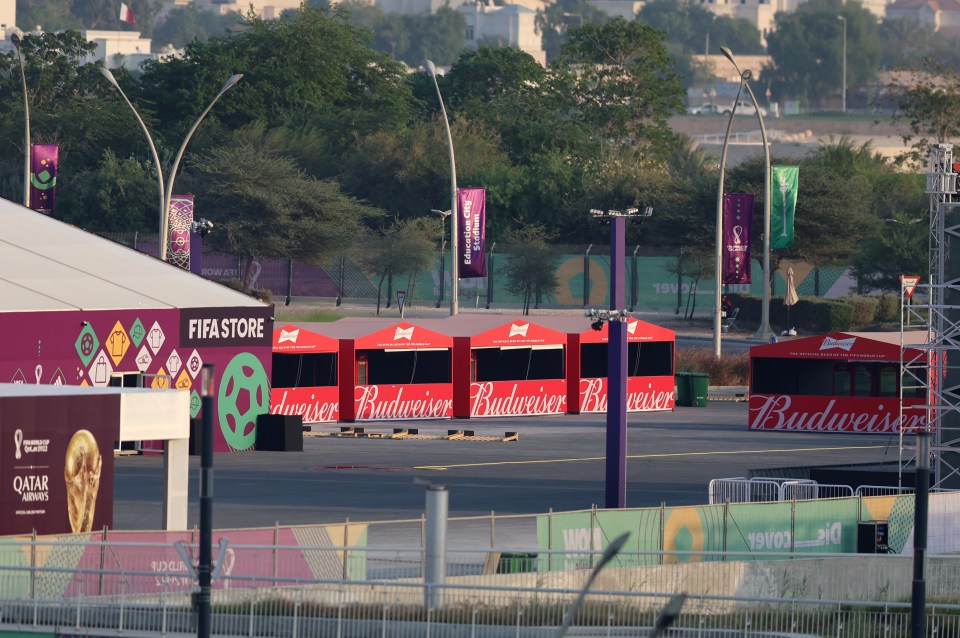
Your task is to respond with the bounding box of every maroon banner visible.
[579,376,675,413]
[457,187,487,278]
[722,193,754,284]
[1,394,118,536]
[167,195,194,271]
[749,394,927,433]
[29,143,58,216]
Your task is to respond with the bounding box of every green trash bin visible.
[689,372,709,407]
[675,372,692,407]
[496,552,538,574]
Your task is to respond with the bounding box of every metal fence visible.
[1,543,959,637]
[707,477,871,504]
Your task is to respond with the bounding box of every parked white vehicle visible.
[724,99,768,117]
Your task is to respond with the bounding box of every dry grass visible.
[676,347,749,386]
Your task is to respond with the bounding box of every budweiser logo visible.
[627,322,637,334]
[278,328,299,344]
[749,394,926,433]
[270,389,338,422]
[820,337,855,351]
[471,381,565,416]
[509,323,529,337]
[355,385,451,419]
[579,378,674,412]
[394,326,414,340]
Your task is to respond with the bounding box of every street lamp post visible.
[425,60,459,315]
[837,16,847,114]
[164,74,242,261]
[713,70,749,358]
[99,66,165,259]
[100,68,242,262]
[432,209,451,308]
[11,33,30,208]
[719,47,773,343]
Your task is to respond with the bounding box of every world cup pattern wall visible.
[0,306,272,453]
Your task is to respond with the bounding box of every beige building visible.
[458,2,546,64]
[191,0,302,19]
[84,30,155,69]
[886,0,960,32]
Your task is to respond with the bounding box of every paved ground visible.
[114,402,901,548]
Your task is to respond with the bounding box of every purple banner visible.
[457,187,487,278]
[722,193,754,284]
[29,143,58,216]
[167,195,194,271]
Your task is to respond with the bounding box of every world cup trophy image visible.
[64,429,102,533]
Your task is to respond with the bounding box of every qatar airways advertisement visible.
[579,376,675,413]
[470,379,567,417]
[749,395,927,433]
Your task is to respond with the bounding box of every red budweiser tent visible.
[270,323,340,423]
[416,316,568,418]
[311,318,454,422]
[534,316,676,413]
[749,331,928,433]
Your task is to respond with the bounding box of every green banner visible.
[771,166,799,249]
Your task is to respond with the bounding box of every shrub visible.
[874,294,900,323]
[845,295,880,327]
[676,348,749,385]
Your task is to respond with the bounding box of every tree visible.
[500,223,561,315]
[337,2,466,66]
[356,216,436,314]
[182,142,381,290]
[764,0,880,106]
[16,0,83,32]
[554,18,685,156]
[152,7,242,49]
[889,56,960,166]
[136,6,415,159]
[638,0,763,55]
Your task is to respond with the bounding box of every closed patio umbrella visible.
[785,267,799,334]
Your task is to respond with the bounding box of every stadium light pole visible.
[425,60,459,315]
[713,71,748,358]
[720,47,773,342]
[837,16,847,114]
[99,66,166,260]
[164,74,242,261]
[11,33,30,208]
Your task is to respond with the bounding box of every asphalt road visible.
[113,402,902,544]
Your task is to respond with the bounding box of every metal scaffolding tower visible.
[903,143,960,489]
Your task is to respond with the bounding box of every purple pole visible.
[190,231,202,276]
[605,216,627,508]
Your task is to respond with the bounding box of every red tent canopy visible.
[750,331,927,361]
[272,323,339,353]
[534,316,675,344]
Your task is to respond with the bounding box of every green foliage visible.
[500,224,562,315]
[637,0,764,55]
[764,0,880,106]
[873,294,900,323]
[182,141,381,290]
[338,2,466,67]
[676,348,749,385]
[152,7,242,49]
[355,216,437,313]
[56,150,158,232]
[844,295,880,326]
[889,56,960,166]
[535,0,613,63]
[794,298,854,332]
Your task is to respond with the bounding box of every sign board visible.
[397,290,407,317]
[900,275,921,299]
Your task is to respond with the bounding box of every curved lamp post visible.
[425,60,459,315]
[163,73,242,260]
[11,33,30,208]
[99,66,166,260]
[713,71,748,358]
[100,68,242,262]
[719,47,773,343]
[837,16,847,114]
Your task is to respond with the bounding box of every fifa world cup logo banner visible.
[722,192,754,284]
[457,187,488,278]
[29,144,58,216]
[167,195,195,271]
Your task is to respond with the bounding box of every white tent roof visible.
[0,198,266,312]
